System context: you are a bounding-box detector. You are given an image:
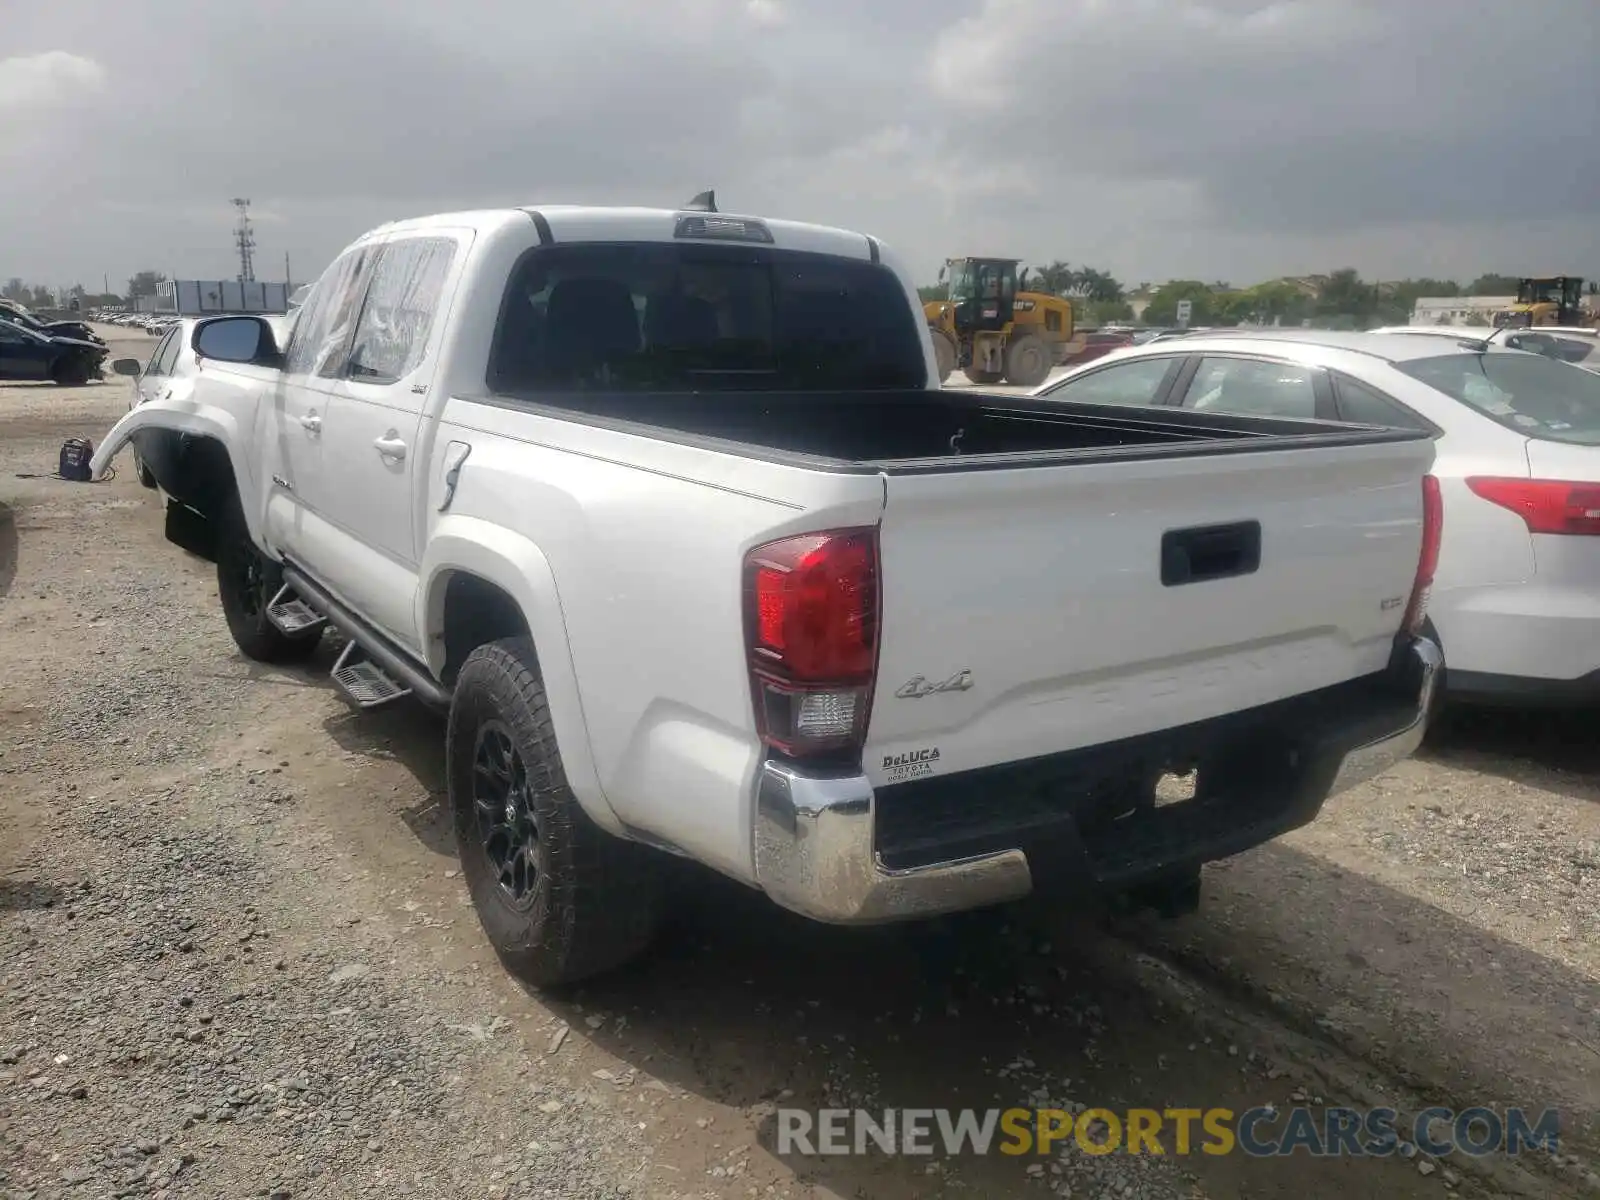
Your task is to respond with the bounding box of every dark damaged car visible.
[0,301,106,347]
[0,317,109,384]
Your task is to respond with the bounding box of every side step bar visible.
[331,641,411,708]
[279,563,452,712]
[266,585,327,637]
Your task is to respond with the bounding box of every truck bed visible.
[504,387,1426,470]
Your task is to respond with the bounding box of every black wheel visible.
[447,638,663,987]
[1004,333,1053,387]
[50,354,92,386]
[930,328,957,384]
[215,498,321,664]
[964,366,1004,385]
[1420,616,1447,728]
[131,444,157,489]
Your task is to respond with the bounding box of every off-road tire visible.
[1003,333,1053,387]
[930,328,958,384]
[447,638,663,988]
[214,497,322,664]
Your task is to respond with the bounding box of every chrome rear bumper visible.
[752,635,1441,925]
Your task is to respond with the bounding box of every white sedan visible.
[109,314,295,489]
[1030,329,1600,707]
[1371,324,1600,373]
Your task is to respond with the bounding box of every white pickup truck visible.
[93,198,1442,986]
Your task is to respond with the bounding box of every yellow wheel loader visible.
[924,257,1076,387]
[1492,276,1592,329]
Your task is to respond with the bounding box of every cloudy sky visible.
[4,0,1598,295]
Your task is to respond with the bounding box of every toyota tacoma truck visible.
[91,198,1442,986]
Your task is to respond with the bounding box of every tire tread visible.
[448,638,661,987]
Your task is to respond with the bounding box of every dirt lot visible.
[2,327,1598,1200]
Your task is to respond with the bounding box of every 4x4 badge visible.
[895,669,974,699]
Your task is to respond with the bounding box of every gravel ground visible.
[1,328,1596,1199]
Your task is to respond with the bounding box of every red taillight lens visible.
[1466,476,1600,536]
[1404,474,1443,635]
[744,528,879,759]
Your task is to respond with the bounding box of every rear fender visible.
[419,517,620,835]
[91,401,263,547]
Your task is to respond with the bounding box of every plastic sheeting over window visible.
[347,238,456,385]
[286,247,373,379]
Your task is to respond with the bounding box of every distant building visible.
[1410,296,1514,326]
[146,279,289,316]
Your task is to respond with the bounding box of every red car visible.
[1062,329,1135,367]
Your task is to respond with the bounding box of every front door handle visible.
[374,433,407,461]
[299,412,322,434]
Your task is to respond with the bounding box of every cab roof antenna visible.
[683,190,717,213]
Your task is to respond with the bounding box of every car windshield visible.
[1397,352,1600,444]
[489,242,926,393]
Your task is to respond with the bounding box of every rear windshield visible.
[1397,352,1600,444]
[487,242,926,393]
[1504,331,1599,367]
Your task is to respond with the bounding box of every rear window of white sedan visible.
[1397,352,1600,445]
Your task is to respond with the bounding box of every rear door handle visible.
[299,412,322,434]
[374,433,407,461]
[1161,520,1261,586]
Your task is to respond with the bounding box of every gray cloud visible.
[4,0,1598,292]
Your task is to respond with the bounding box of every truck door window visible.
[285,246,376,379]
[346,238,457,384]
[488,242,925,393]
[1038,356,1179,407]
[1182,357,1319,418]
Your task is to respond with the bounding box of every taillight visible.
[1403,474,1443,635]
[1466,477,1600,536]
[743,528,879,760]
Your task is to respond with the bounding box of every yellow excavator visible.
[924,257,1075,386]
[1492,276,1595,328]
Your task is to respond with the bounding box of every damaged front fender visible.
[92,394,266,548]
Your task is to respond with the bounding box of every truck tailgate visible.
[864,435,1433,788]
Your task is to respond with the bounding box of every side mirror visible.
[192,315,282,366]
[111,358,142,376]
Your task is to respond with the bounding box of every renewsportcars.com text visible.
[776,1106,1560,1158]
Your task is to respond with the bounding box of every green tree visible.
[127,270,167,299]
[1141,280,1216,326]
[1087,299,1134,325]
[1469,273,1519,296]
[1212,290,1257,326]
[1028,260,1076,296]
[1069,267,1124,303]
[1316,268,1377,324]
[1245,281,1314,325]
